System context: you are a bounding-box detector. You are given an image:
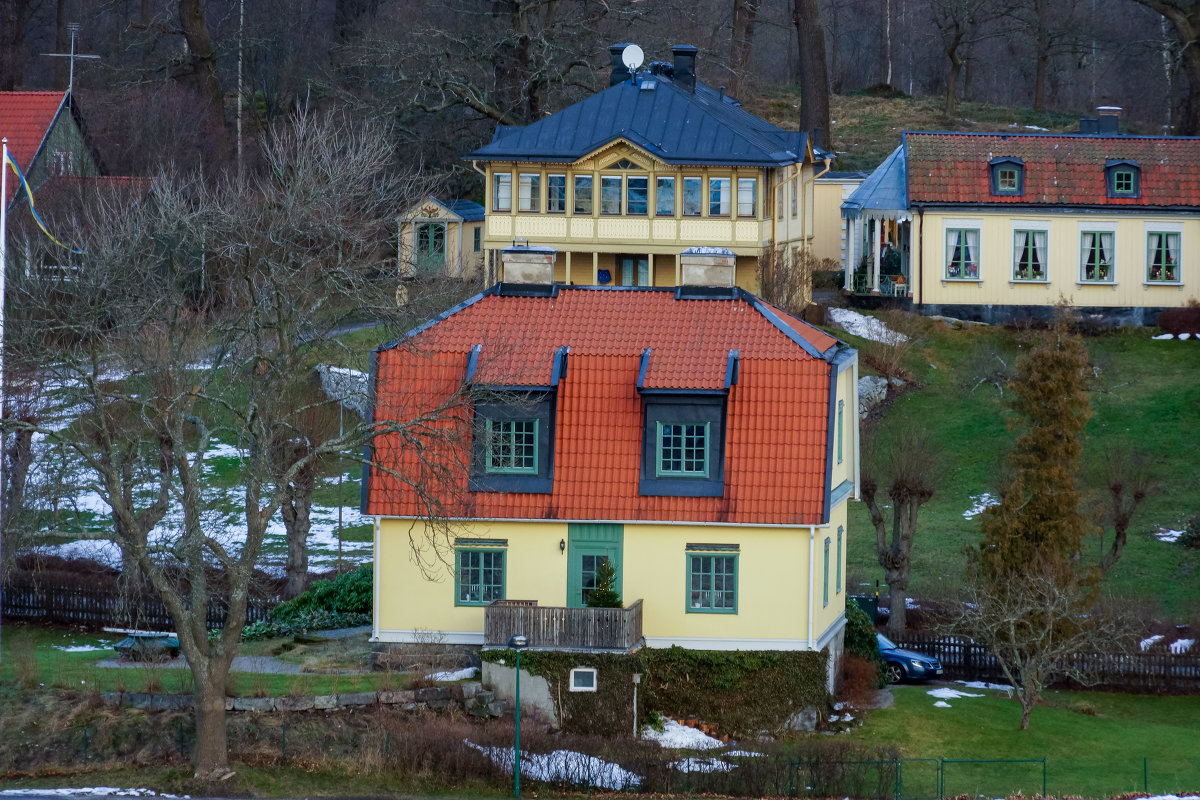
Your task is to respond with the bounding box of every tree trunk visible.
[944,45,963,117]
[177,0,226,152]
[1134,0,1200,134]
[1019,696,1033,730]
[730,0,760,97]
[1180,42,1200,135]
[192,663,233,778]
[281,485,313,599]
[886,573,907,638]
[792,0,832,145]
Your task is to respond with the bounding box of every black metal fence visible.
[1,576,274,631]
[894,632,1200,691]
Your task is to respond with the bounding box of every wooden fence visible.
[1,578,275,631]
[485,599,643,651]
[896,633,1200,692]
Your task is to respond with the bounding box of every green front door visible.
[566,523,623,607]
[415,222,446,273]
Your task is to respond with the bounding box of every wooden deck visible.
[484,599,643,651]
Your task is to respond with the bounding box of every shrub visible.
[1157,300,1200,336]
[839,653,883,705]
[843,603,885,687]
[1180,516,1200,550]
[269,565,372,623]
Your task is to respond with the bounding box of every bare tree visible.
[755,245,827,316]
[861,430,937,638]
[1097,446,1157,574]
[3,112,467,778]
[730,0,761,97]
[944,573,1136,729]
[1127,0,1200,134]
[929,0,1012,116]
[792,0,832,142]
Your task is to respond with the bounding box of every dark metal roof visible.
[447,199,485,221]
[467,76,810,167]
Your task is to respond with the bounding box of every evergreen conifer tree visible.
[586,559,622,608]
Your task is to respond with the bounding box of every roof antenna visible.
[42,23,101,94]
[622,44,644,85]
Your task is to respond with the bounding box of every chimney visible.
[502,245,557,285]
[610,43,634,87]
[1079,117,1099,134]
[679,246,735,288]
[1096,106,1122,135]
[672,45,697,92]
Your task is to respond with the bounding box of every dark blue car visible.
[877,633,943,683]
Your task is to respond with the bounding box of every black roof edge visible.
[496,282,560,298]
[674,285,739,301]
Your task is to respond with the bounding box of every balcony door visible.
[618,256,650,287]
[566,523,623,607]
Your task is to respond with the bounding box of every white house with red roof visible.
[842,113,1200,324]
[362,248,858,681]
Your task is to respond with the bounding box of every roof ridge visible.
[377,284,500,353]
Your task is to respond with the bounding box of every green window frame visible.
[1113,169,1135,195]
[455,547,505,606]
[656,421,709,477]
[472,226,481,253]
[836,399,844,464]
[1012,229,1047,281]
[574,175,593,214]
[1147,231,1181,282]
[997,167,1019,192]
[822,537,831,607]
[1080,230,1113,282]
[484,418,538,474]
[836,526,843,595]
[790,179,797,217]
[547,174,566,213]
[686,552,737,613]
[656,176,676,216]
[945,227,980,279]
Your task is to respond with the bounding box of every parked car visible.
[877,633,943,683]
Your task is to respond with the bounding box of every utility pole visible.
[42,23,101,94]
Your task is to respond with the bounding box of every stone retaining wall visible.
[99,682,506,716]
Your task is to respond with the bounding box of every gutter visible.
[808,525,816,647]
[917,208,924,307]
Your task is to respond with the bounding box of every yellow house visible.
[813,171,867,270]
[397,197,485,280]
[363,251,858,687]
[466,44,833,294]
[842,117,1200,323]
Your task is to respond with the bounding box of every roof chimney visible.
[679,247,735,288]
[672,45,697,92]
[502,245,557,285]
[1096,106,1122,135]
[610,43,634,87]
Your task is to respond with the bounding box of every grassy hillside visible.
[744,88,1085,171]
[826,316,1200,619]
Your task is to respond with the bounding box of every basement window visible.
[569,667,598,692]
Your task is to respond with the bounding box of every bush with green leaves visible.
[1181,516,1200,550]
[843,602,885,687]
[240,566,373,640]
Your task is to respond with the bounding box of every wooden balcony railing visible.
[484,599,643,651]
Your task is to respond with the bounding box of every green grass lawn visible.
[846,684,1200,797]
[831,318,1200,618]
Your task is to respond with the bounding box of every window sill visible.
[1144,280,1184,288]
[941,278,982,285]
[1009,278,1050,285]
[686,607,737,615]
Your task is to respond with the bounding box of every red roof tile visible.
[1,91,69,206]
[905,131,1200,208]
[366,286,846,526]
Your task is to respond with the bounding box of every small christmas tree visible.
[586,559,622,608]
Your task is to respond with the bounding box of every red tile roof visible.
[905,131,1200,208]
[366,286,847,526]
[1,91,69,206]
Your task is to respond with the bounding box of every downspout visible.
[371,517,381,641]
[852,355,861,500]
[801,156,834,249]
[471,159,486,177]
[808,525,816,648]
[917,207,925,307]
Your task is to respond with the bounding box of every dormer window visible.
[470,391,555,493]
[989,157,1024,196]
[1106,160,1141,198]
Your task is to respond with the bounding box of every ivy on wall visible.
[481,646,829,737]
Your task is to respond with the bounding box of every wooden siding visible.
[485,598,643,651]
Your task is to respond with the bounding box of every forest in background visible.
[0,0,1194,197]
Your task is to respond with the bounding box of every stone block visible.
[460,682,482,700]
[426,699,451,711]
[338,691,378,707]
[487,701,507,717]
[99,692,123,707]
[233,697,276,713]
[312,694,337,710]
[276,696,315,712]
[153,694,194,711]
[785,706,819,732]
[126,693,154,709]
[414,686,451,703]
[225,697,235,711]
[378,690,416,705]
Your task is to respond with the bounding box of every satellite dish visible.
[621,44,644,72]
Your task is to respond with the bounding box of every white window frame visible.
[1077,221,1117,284]
[737,177,757,217]
[1010,220,1050,283]
[518,173,540,213]
[1144,221,1184,285]
[493,172,512,212]
[569,667,598,692]
[942,218,982,281]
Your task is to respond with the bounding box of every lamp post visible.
[632,673,642,737]
[508,634,528,797]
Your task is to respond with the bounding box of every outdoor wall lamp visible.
[559,539,566,554]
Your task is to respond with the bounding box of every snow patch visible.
[828,308,908,345]
[958,681,1014,692]
[670,757,735,773]
[725,750,764,757]
[426,667,479,682]
[464,740,640,790]
[1170,638,1194,655]
[1141,635,1165,651]
[1155,528,1184,543]
[963,493,999,519]
[53,643,112,653]
[1153,333,1176,340]
[0,791,180,798]
[928,687,984,700]
[933,700,952,708]
[641,718,724,749]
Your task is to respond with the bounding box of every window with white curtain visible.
[518,173,540,212]
[1080,231,1115,282]
[709,177,731,216]
[1012,229,1048,281]
[945,227,980,279]
[1147,232,1181,282]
